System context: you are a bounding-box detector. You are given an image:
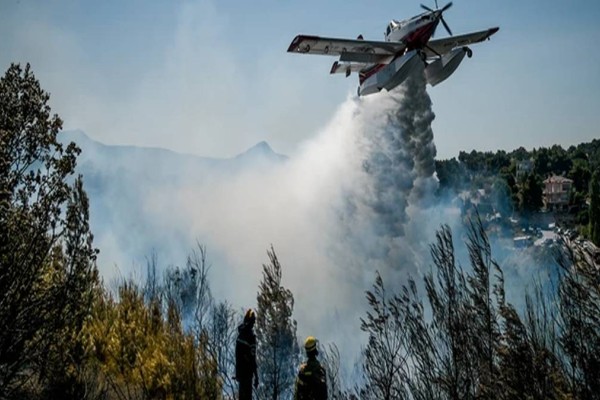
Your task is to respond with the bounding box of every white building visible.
[543,175,573,211]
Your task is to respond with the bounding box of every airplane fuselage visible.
[386,11,441,49]
[358,11,454,96]
[287,3,499,96]
[359,11,442,87]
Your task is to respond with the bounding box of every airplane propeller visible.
[420,1,453,36]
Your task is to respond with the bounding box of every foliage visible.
[320,343,350,400]
[435,158,467,194]
[491,177,513,217]
[85,280,222,399]
[255,246,299,400]
[356,216,600,399]
[518,173,543,215]
[0,63,99,398]
[437,140,600,219]
[589,171,600,246]
[359,272,410,400]
[147,245,239,398]
[568,158,591,195]
[557,243,600,399]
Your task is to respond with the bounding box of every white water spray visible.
[332,67,439,277]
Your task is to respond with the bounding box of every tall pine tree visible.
[255,246,299,400]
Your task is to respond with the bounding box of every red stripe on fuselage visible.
[404,21,438,49]
[358,20,438,84]
[359,64,386,84]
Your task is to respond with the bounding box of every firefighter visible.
[294,336,328,400]
[235,309,259,400]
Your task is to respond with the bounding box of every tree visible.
[38,178,101,399]
[209,301,238,398]
[462,218,505,398]
[589,171,600,246]
[518,173,544,214]
[356,219,507,400]
[255,246,299,400]
[534,147,551,177]
[85,279,222,399]
[491,177,513,217]
[435,158,466,194]
[162,244,213,332]
[0,63,99,397]
[568,158,591,195]
[320,343,349,400]
[359,272,410,400]
[423,225,481,399]
[549,145,572,176]
[152,244,239,397]
[557,242,600,399]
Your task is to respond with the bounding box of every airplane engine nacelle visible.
[425,47,470,86]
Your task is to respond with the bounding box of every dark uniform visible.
[294,350,327,400]
[235,310,258,400]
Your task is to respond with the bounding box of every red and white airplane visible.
[287,2,499,96]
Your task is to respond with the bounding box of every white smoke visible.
[88,63,550,379]
[66,59,466,379]
[143,67,445,371]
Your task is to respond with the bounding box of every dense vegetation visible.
[1,64,599,399]
[436,141,600,240]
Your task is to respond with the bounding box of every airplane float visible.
[287,2,499,96]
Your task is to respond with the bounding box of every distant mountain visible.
[57,130,288,271]
[235,140,287,163]
[60,130,287,179]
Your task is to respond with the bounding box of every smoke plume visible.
[145,69,443,363]
[88,67,452,373]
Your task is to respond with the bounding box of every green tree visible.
[518,173,544,214]
[589,171,600,246]
[568,158,591,195]
[359,272,410,400]
[557,243,600,398]
[549,145,572,176]
[38,178,100,399]
[534,147,551,177]
[510,146,530,162]
[491,177,513,217]
[86,280,222,399]
[0,63,99,397]
[435,158,466,193]
[255,246,299,400]
[498,304,535,399]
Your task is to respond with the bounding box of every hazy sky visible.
[1,0,599,159]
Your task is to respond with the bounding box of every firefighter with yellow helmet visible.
[294,336,327,400]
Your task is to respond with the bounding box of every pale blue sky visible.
[1,0,599,159]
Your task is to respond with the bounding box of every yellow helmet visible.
[304,336,318,353]
[244,309,256,323]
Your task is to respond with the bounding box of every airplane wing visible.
[287,35,405,64]
[424,27,499,58]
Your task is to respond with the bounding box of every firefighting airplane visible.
[287,2,499,96]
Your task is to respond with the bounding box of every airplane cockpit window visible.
[386,25,391,36]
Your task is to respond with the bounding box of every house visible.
[543,175,573,211]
